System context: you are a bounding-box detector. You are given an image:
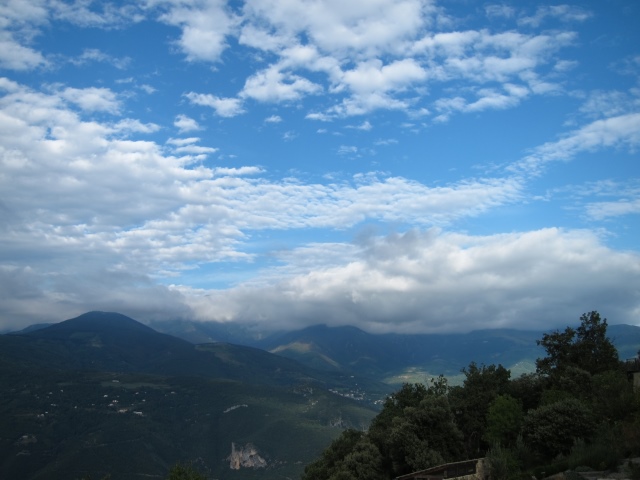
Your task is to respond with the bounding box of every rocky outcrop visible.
[228,442,267,470]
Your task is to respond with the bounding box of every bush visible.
[486,443,520,480]
[621,416,640,456]
[564,435,621,471]
[166,462,207,480]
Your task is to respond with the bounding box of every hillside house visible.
[395,458,488,480]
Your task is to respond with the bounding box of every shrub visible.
[522,398,595,459]
[565,435,621,471]
[486,443,520,480]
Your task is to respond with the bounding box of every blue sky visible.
[1,0,639,333]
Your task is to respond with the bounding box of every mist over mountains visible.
[149,317,640,383]
[14,312,640,383]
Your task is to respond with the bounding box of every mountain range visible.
[2,311,639,479]
[0,312,385,480]
[148,319,640,384]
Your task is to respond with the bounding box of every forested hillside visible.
[301,312,640,480]
[0,312,383,480]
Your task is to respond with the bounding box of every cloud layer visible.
[0,0,639,333]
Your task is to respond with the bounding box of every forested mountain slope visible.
[0,312,384,480]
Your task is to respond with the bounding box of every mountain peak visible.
[28,311,156,338]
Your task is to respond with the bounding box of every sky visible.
[1,0,639,334]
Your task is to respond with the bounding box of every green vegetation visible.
[0,312,383,480]
[3,310,639,479]
[166,462,207,480]
[302,311,640,480]
[0,365,377,480]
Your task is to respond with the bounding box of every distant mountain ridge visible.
[150,319,640,383]
[4,311,388,393]
[254,324,545,380]
[10,312,640,383]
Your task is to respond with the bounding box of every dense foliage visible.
[302,311,640,480]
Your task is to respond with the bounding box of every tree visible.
[302,430,386,480]
[304,382,464,480]
[522,398,596,459]
[370,382,429,432]
[449,362,511,456]
[536,311,619,377]
[590,370,637,423]
[302,430,366,480]
[166,463,207,480]
[366,382,464,478]
[507,372,544,412]
[384,395,464,477]
[338,437,385,480]
[484,394,523,447]
[367,382,430,470]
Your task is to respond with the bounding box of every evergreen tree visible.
[484,394,523,447]
[449,362,510,456]
[536,311,619,377]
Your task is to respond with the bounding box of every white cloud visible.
[140,84,156,94]
[70,48,131,69]
[133,0,584,121]
[485,5,516,19]
[241,0,429,58]
[0,81,524,296]
[0,0,141,72]
[554,59,578,72]
[566,180,640,221]
[174,114,201,132]
[374,138,398,146]
[241,66,322,103]
[1,2,637,333]
[173,144,218,155]
[58,86,121,114]
[338,145,358,155]
[519,5,592,28]
[114,118,161,134]
[586,199,640,221]
[341,58,427,94]
[513,113,640,176]
[0,32,46,70]
[167,136,200,146]
[213,166,263,176]
[347,120,373,132]
[180,228,640,333]
[185,92,245,117]
[51,1,144,27]
[579,90,640,120]
[466,84,529,112]
[0,265,193,330]
[282,130,297,141]
[149,0,238,62]
[0,0,48,26]
[434,82,530,119]
[264,115,282,123]
[306,112,333,122]
[330,92,411,117]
